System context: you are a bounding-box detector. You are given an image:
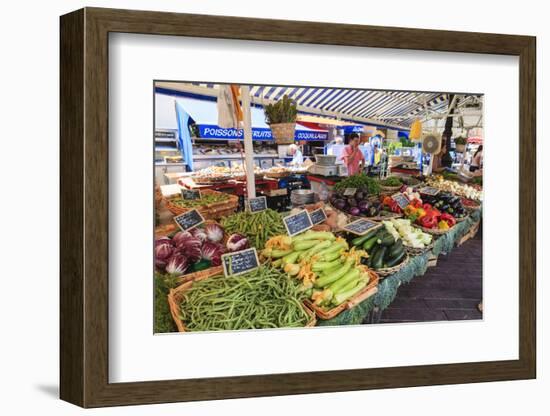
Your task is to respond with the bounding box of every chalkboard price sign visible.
[221,247,260,277]
[419,186,440,196]
[391,193,410,210]
[343,218,381,236]
[248,196,267,213]
[181,188,201,200]
[173,209,205,232]
[283,210,313,236]
[309,208,327,225]
[343,188,357,196]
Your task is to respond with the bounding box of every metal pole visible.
[240,86,256,198]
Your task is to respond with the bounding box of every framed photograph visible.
[60,7,536,408]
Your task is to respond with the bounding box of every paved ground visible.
[379,230,483,323]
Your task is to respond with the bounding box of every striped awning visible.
[160,82,480,130]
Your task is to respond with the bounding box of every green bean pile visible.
[179,266,310,331]
[221,209,285,249]
[170,193,229,208]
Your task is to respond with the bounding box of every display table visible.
[317,207,482,326]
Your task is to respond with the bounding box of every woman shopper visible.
[470,145,483,172]
[341,133,365,175]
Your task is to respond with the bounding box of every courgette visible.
[351,229,378,246]
[362,235,378,252]
[385,248,405,267]
[386,239,404,260]
[377,234,395,246]
[372,246,387,269]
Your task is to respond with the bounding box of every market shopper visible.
[470,145,483,172]
[341,133,365,175]
[431,144,447,173]
[360,138,374,173]
[288,143,304,166]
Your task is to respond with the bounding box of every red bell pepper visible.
[410,198,423,209]
[440,212,456,227]
[422,203,433,211]
[419,215,438,229]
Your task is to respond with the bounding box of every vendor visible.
[327,136,345,164]
[431,144,447,173]
[288,143,304,166]
[341,133,365,175]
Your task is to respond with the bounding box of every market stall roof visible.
[156,82,483,132]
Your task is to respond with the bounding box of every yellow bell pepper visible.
[438,220,450,230]
[415,208,427,219]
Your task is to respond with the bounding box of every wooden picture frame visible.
[60,7,536,408]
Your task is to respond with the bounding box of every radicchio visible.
[189,227,207,242]
[201,241,225,266]
[226,233,249,252]
[204,222,224,243]
[172,231,192,246]
[176,236,202,262]
[165,253,189,275]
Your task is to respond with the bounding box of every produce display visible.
[333,173,381,195]
[178,266,311,331]
[351,227,407,271]
[421,191,468,219]
[330,189,387,218]
[378,176,403,187]
[425,175,482,201]
[402,198,457,231]
[168,192,230,208]
[221,208,286,249]
[383,218,432,249]
[290,202,348,231]
[262,231,373,310]
[155,222,244,275]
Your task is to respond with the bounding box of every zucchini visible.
[385,248,405,268]
[314,258,354,288]
[328,269,361,293]
[377,234,395,246]
[372,246,387,269]
[386,240,404,260]
[362,235,378,252]
[351,229,378,247]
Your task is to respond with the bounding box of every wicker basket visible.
[269,122,296,144]
[155,185,163,209]
[379,184,403,193]
[167,268,317,332]
[305,270,379,320]
[419,224,455,235]
[455,214,469,223]
[374,252,409,278]
[265,170,292,179]
[164,188,238,220]
[404,242,434,256]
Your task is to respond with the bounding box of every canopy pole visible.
[241,86,256,198]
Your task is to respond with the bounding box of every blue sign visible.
[198,124,328,141]
[343,125,365,134]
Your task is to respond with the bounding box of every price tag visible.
[309,208,327,225]
[248,196,267,213]
[343,188,357,196]
[419,186,440,196]
[181,188,201,200]
[343,218,381,236]
[283,210,313,237]
[221,248,260,277]
[173,209,205,232]
[391,193,410,210]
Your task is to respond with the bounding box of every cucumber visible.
[372,246,387,270]
[362,235,378,252]
[385,248,405,268]
[386,240,404,260]
[377,234,395,246]
[351,229,378,246]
